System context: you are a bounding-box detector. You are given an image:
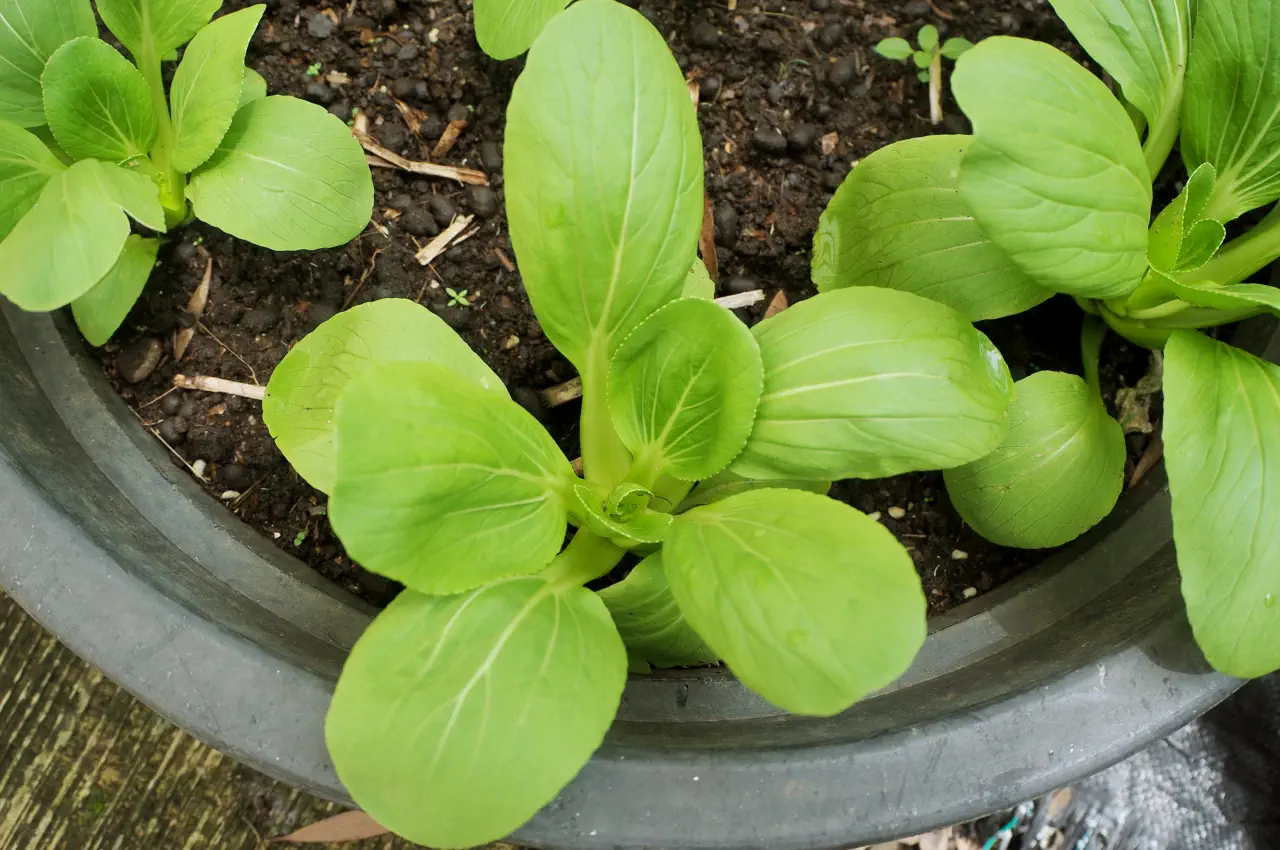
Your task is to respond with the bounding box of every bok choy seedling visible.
[263,0,1017,845]
[0,0,373,345]
[817,0,1280,680]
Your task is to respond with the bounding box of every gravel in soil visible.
[98,0,1152,616]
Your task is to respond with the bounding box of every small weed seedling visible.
[0,0,373,345]
[819,0,1280,680]
[444,286,469,307]
[264,1,1017,845]
[874,25,973,125]
[305,61,322,76]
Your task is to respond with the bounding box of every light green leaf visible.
[953,37,1152,299]
[96,0,223,60]
[238,66,266,108]
[663,489,926,715]
[330,362,575,595]
[678,468,830,512]
[0,120,64,238]
[189,95,373,250]
[1181,0,1280,221]
[327,578,626,849]
[597,553,718,669]
[683,260,714,299]
[1148,162,1222,272]
[1164,331,1280,677]
[944,371,1125,548]
[1046,0,1189,151]
[917,69,930,83]
[571,483,672,547]
[874,37,913,60]
[941,37,974,60]
[264,298,503,494]
[0,159,160,310]
[474,0,570,60]
[1166,278,1280,317]
[917,24,938,51]
[41,37,157,162]
[97,161,166,231]
[170,6,264,173]
[608,298,763,481]
[912,50,933,69]
[505,0,703,371]
[71,235,158,346]
[812,135,1053,321]
[0,0,95,127]
[731,287,1014,481]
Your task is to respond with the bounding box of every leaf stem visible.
[1080,315,1105,396]
[543,530,626,589]
[1183,202,1280,286]
[579,346,632,489]
[1141,101,1180,178]
[928,52,942,126]
[137,40,187,222]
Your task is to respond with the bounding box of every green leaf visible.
[917,69,930,83]
[953,37,1152,299]
[327,578,626,849]
[731,287,1014,481]
[0,0,95,127]
[1147,163,1221,272]
[944,371,1125,548]
[663,489,926,715]
[189,96,372,249]
[473,0,571,60]
[608,298,763,481]
[41,37,157,162]
[1046,0,1189,143]
[264,298,503,494]
[682,260,714,299]
[917,24,938,51]
[505,0,703,371]
[812,135,1053,321]
[1164,331,1280,677]
[571,483,672,547]
[96,0,223,60]
[71,235,158,346]
[678,468,830,512]
[1166,278,1280,317]
[912,50,933,69]
[97,161,166,231]
[597,553,718,668]
[170,6,264,173]
[0,159,160,310]
[1181,0,1280,221]
[0,120,64,239]
[238,66,267,108]
[941,37,974,60]
[330,362,575,595]
[874,37,913,60]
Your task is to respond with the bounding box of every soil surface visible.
[98,0,1156,615]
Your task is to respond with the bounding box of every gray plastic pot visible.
[0,302,1253,850]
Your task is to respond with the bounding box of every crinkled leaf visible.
[944,371,1125,548]
[682,260,714,299]
[1046,0,1189,142]
[238,66,267,108]
[1164,331,1280,676]
[0,0,95,127]
[327,578,626,849]
[0,120,64,238]
[663,489,926,715]
[953,37,1152,298]
[96,0,223,59]
[571,483,672,547]
[264,298,503,494]
[41,37,157,162]
[330,362,575,595]
[505,0,702,370]
[189,95,373,250]
[609,298,762,481]
[474,0,570,60]
[0,159,160,310]
[874,37,913,60]
[71,235,158,345]
[1167,278,1280,317]
[678,468,830,512]
[731,287,1014,481]
[1181,0,1280,221]
[170,6,264,173]
[597,553,718,669]
[813,135,1052,321]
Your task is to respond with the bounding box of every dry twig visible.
[174,253,212,360]
[354,129,487,185]
[174,374,267,400]
[432,117,468,158]
[415,214,475,265]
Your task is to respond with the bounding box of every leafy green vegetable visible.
[238,67,267,108]
[571,482,673,547]
[1147,163,1223,273]
[813,135,1052,321]
[944,371,1125,548]
[682,260,715,299]
[42,37,158,162]
[732,286,1014,481]
[0,0,95,127]
[953,37,1152,299]
[663,489,926,715]
[71,235,159,345]
[0,120,64,238]
[597,553,718,670]
[1165,331,1280,677]
[678,468,830,511]
[473,0,571,60]
[326,578,627,849]
[96,0,222,60]
[1165,279,1280,316]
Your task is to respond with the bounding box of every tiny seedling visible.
[444,286,469,307]
[305,61,322,76]
[0,0,373,345]
[819,0,1280,681]
[264,1,1017,845]
[874,25,973,125]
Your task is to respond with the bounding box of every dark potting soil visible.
[95,0,1156,616]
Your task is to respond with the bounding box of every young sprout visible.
[874,25,973,125]
[445,287,470,307]
[306,61,323,76]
